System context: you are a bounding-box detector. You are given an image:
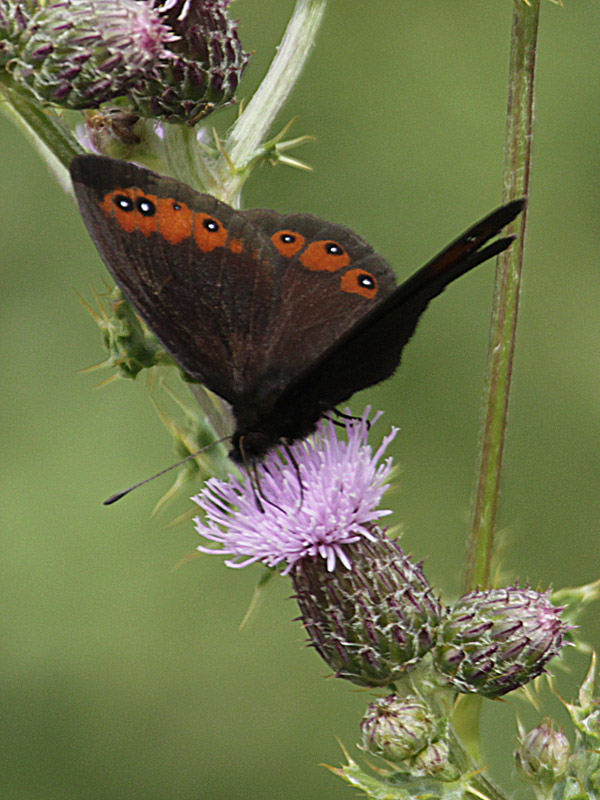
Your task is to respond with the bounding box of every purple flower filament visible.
[193,409,398,574]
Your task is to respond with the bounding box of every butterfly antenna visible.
[103,435,231,505]
[250,463,266,514]
[238,437,266,513]
[253,461,288,514]
[238,437,288,514]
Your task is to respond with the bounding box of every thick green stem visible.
[216,0,327,206]
[465,0,539,592]
[159,124,223,196]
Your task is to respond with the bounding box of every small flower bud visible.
[407,740,458,781]
[12,0,173,108]
[434,586,569,698]
[515,719,570,788]
[292,532,442,686]
[85,287,170,379]
[130,0,248,124]
[361,695,438,762]
[0,0,33,66]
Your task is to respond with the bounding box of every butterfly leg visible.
[238,436,288,513]
[327,407,371,431]
[283,442,305,511]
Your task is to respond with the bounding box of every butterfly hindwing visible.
[272,198,526,420]
[242,209,398,392]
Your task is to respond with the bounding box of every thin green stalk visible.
[216,0,328,206]
[0,77,82,193]
[465,0,539,592]
[448,727,509,800]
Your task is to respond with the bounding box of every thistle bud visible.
[87,288,170,379]
[12,0,173,108]
[131,0,248,124]
[292,531,442,687]
[407,740,457,781]
[515,719,570,789]
[361,695,438,763]
[434,586,569,698]
[0,0,33,66]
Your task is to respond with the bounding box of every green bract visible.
[86,287,171,379]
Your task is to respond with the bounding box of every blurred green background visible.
[1,1,599,797]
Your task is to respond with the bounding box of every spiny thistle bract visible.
[292,533,442,687]
[0,0,33,65]
[131,0,249,124]
[12,0,173,107]
[92,287,171,379]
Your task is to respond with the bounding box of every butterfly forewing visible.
[71,156,283,402]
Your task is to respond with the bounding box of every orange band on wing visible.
[157,198,194,244]
[101,191,230,254]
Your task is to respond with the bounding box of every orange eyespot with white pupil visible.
[193,212,228,251]
[271,230,306,257]
[300,240,351,271]
[104,188,160,236]
[340,268,378,299]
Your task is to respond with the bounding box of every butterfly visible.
[71,154,524,464]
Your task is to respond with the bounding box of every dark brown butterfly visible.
[70,155,524,463]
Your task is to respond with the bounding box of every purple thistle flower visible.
[193,409,398,575]
[12,0,175,108]
[9,0,247,123]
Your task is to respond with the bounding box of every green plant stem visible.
[0,77,82,193]
[427,687,509,800]
[159,124,223,196]
[450,729,509,800]
[216,0,328,206]
[465,0,539,593]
